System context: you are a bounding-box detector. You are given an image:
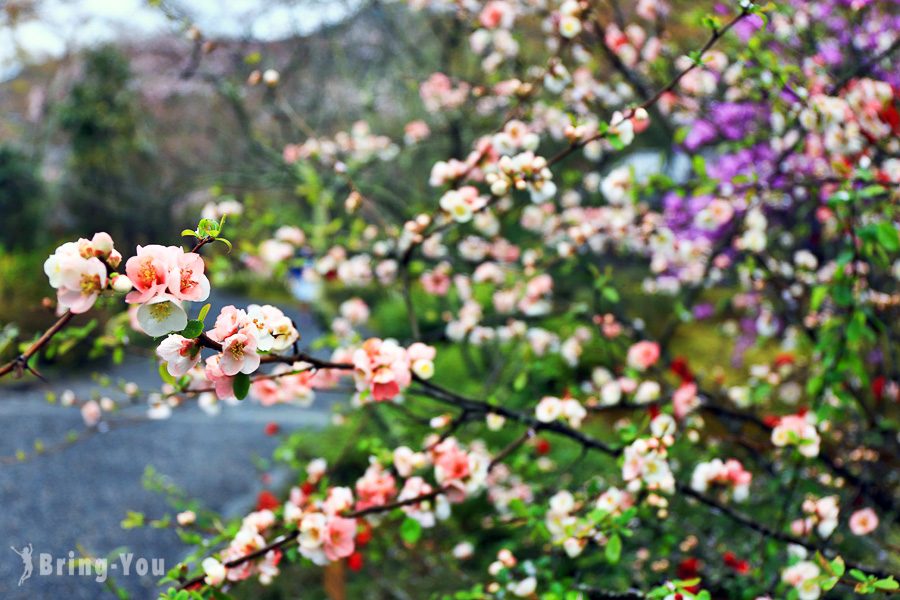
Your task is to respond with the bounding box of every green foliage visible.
[58,45,169,247]
[0,144,47,250]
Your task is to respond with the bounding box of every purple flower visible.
[683,120,717,151]
[693,303,715,320]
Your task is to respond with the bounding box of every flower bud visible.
[111,274,133,293]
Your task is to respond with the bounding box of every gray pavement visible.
[0,293,336,598]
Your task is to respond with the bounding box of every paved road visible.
[0,293,336,598]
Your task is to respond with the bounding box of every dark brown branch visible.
[0,311,74,379]
[196,333,354,371]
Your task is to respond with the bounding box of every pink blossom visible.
[673,382,699,420]
[353,338,412,402]
[323,517,357,561]
[125,245,177,304]
[167,250,210,302]
[355,463,397,511]
[627,340,660,371]
[421,268,452,296]
[849,508,878,536]
[404,120,430,144]
[434,444,471,483]
[479,1,513,29]
[219,333,261,376]
[207,305,248,343]
[205,355,235,399]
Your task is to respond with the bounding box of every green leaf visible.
[830,556,845,577]
[513,371,528,391]
[875,221,899,252]
[121,510,145,529]
[216,237,233,252]
[602,287,620,303]
[849,569,868,582]
[181,320,204,339]
[400,517,422,544]
[233,373,251,400]
[810,285,827,311]
[197,303,211,323]
[605,533,622,564]
[197,218,220,238]
[181,229,197,237]
[608,133,625,151]
[874,578,899,590]
[692,155,707,178]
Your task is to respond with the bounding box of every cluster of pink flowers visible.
[201,507,285,586]
[771,412,821,457]
[791,495,840,538]
[690,458,752,502]
[43,232,124,314]
[276,461,359,566]
[283,120,398,167]
[194,304,299,398]
[431,437,491,501]
[250,364,317,406]
[124,244,210,337]
[419,72,470,113]
[351,338,435,402]
[604,22,661,67]
[354,462,397,512]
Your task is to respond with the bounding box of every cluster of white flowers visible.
[534,395,587,428]
[622,414,676,495]
[484,151,557,202]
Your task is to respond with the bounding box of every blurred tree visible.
[0,144,46,250]
[58,45,170,247]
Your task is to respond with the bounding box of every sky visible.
[0,0,355,77]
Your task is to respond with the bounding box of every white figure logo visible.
[10,544,33,586]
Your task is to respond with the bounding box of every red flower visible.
[264,422,280,436]
[774,353,795,368]
[534,438,551,455]
[670,356,694,383]
[348,551,364,572]
[761,415,780,429]
[256,490,279,511]
[723,551,750,574]
[677,557,700,579]
[872,376,886,401]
